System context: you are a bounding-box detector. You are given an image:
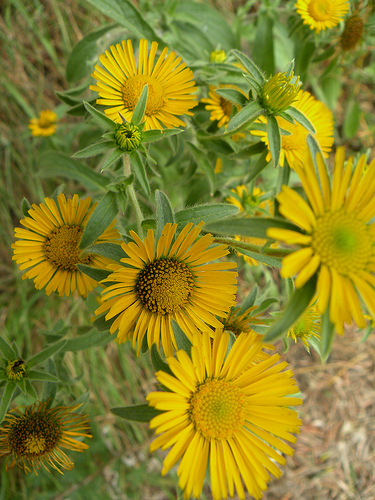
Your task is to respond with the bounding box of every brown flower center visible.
[44,225,91,271]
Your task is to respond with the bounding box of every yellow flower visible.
[267,148,375,334]
[295,0,350,33]
[251,89,334,169]
[95,222,238,356]
[286,304,321,352]
[28,110,58,137]
[12,194,121,297]
[0,401,91,475]
[90,39,197,130]
[201,85,246,129]
[147,328,302,500]
[210,50,226,63]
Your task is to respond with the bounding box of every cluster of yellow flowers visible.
[7,2,374,497]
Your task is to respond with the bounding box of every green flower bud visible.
[114,123,143,151]
[260,72,300,114]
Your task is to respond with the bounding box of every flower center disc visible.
[190,379,246,439]
[122,75,165,115]
[220,97,233,118]
[312,209,372,275]
[308,0,332,21]
[9,414,62,458]
[136,257,195,314]
[44,225,90,271]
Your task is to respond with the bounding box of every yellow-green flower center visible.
[44,226,91,271]
[136,257,195,314]
[8,413,62,458]
[122,75,165,116]
[6,359,27,381]
[190,378,246,439]
[311,209,372,275]
[220,97,233,118]
[115,123,142,151]
[308,0,332,21]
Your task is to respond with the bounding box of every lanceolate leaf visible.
[204,216,303,239]
[175,204,239,226]
[80,192,118,249]
[264,275,317,342]
[214,88,248,107]
[0,337,15,361]
[320,307,335,363]
[151,344,173,376]
[76,264,113,282]
[111,404,163,422]
[0,382,16,423]
[142,128,184,143]
[130,150,151,197]
[27,371,60,382]
[63,330,112,351]
[73,141,115,159]
[155,190,175,241]
[131,85,148,126]
[267,114,281,168]
[286,106,316,134]
[236,247,282,268]
[230,50,265,86]
[84,243,126,263]
[83,101,117,131]
[27,340,67,369]
[226,101,264,134]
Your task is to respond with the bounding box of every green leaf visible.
[93,312,117,332]
[229,141,266,160]
[83,0,165,44]
[25,380,38,399]
[111,404,163,422]
[343,100,361,139]
[84,242,126,263]
[142,128,184,143]
[83,101,117,131]
[130,150,151,197]
[21,197,32,217]
[225,101,264,134]
[172,320,192,355]
[76,264,113,282]
[80,192,118,249]
[253,11,274,76]
[256,298,278,314]
[42,359,57,406]
[214,88,248,107]
[238,287,258,314]
[37,152,108,191]
[204,216,303,239]
[27,370,59,382]
[0,337,15,361]
[27,340,67,369]
[175,204,239,226]
[286,106,316,134]
[320,307,335,363]
[263,275,317,342]
[151,345,173,376]
[236,247,281,268]
[132,84,148,126]
[245,149,270,182]
[186,142,215,195]
[0,382,16,423]
[66,24,116,82]
[101,148,124,171]
[63,330,112,351]
[230,49,265,86]
[267,114,281,168]
[73,141,115,159]
[155,190,175,242]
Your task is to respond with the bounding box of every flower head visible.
[6,359,27,381]
[12,194,121,297]
[251,89,334,169]
[201,85,246,129]
[90,39,197,130]
[295,0,350,33]
[260,72,300,114]
[114,122,142,151]
[147,328,302,500]
[0,401,91,475]
[286,305,321,352]
[267,148,375,334]
[210,50,226,63]
[340,14,364,51]
[28,110,58,137]
[95,222,237,356]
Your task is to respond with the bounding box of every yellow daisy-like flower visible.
[147,328,302,500]
[12,194,120,297]
[201,85,246,129]
[251,89,334,169]
[0,401,91,475]
[295,0,350,33]
[286,305,321,351]
[90,39,197,130]
[267,148,375,334]
[95,222,238,356]
[28,110,58,137]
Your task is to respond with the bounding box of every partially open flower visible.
[6,359,27,381]
[210,49,226,63]
[260,72,300,114]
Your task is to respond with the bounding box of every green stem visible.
[123,155,144,237]
[213,236,295,259]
